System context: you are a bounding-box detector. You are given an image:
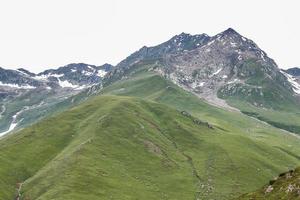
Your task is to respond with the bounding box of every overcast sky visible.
[0,0,299,72]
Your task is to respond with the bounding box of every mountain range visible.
[0,28,300,199]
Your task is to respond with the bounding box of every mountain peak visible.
[222,27,239,35]
[177,32,190,37]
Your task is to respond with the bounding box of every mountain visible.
[108,28,298,110]
[104,28,300,134]
[1,84,300,199]
[282,67,300,94]
[0,63,113,136]
[285,67,300,77]
[162,28,296,109]
[0,28,300,199]
[238,167,300,199]
[36,63,113,88]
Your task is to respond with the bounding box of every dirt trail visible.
[15,182,23,200]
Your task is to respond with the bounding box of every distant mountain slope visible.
[285,67,300,77]
[36,63,113,88]
[238,167,300,199]
[0,63,113,136]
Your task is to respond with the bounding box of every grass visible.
[228,99,300,134]
[238,167,300,199]
[0,62,300,199]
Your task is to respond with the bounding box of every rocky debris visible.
[265,185,274,193]
[286,184,296,193]
[180,111,213,129]
[180,110,191,117]
[159,28,294,109]
[143,140,163,156]
[278,169,294,178]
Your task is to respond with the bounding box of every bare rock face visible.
[105,28,299,110]
[158,28,295,109]
[117,32,210,69]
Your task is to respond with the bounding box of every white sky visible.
[0,0,299,72]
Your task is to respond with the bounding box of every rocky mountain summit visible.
[106,28,299,110]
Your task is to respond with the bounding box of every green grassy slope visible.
[0,95,300,200]
[0,86,93,136]
[0,95,214,199]
[0,62,300,199]
[228,99,300,135]
[97,64,300,198]
[214,59,300,135]
[238,167,300,199]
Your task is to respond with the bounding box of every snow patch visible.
[57,78,91,90]
[260,51,266,61]
[227,79,239,84]
[207,40,215,46]
[82,71,93,76]
[97,70,107,77]
[0,110,23,137]
[58,79,78,88]
[0,81,36,89]
[51,73,64,78]
[87,66,95,71]
[17,69,29,76]
[281,70,300,94]
[34,74,50,80]
[211,68,222,76]
[230,42,237,47]
[191,82,205,89]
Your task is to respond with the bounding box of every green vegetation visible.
[0,62,300,199]
[216,59,300,135]
[238,167,300,199]
[228,99,300,134]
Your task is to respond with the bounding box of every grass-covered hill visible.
[1,60,300,199]
[238,167,300,199]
